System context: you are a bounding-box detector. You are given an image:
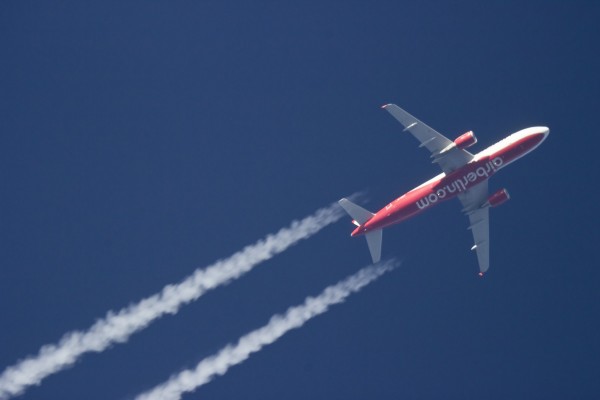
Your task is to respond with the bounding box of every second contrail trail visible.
[0,201,346,400]
[135,260,397,400]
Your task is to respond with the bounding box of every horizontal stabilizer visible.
[365,230,383,263]
[338,198,374,225]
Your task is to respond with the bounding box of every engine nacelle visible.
[454,131,477,149]
[486,188,510,208]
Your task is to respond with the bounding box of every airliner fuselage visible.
[352,126,549,236]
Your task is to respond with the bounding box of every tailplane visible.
[338,198,373,225]
[365,229,382,263]
[338,198,383,263]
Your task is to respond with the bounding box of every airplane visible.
[339,104,549,276]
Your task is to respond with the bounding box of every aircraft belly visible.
[368,197,431,231]
[368,157,504,233]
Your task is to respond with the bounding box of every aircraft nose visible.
[529,126,549,143]
[541,126,550,137]
[530,126,549,136]
[538,126,550,143]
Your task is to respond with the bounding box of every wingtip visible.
[381,103,392,109]
[478,272,484,277]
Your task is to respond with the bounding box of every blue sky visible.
[1,1,599,399]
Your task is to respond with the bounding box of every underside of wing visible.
[466,207,490,274]
[382,104,474,174]
[458,181,490,274]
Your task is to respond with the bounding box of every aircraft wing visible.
[458,181,490,274]
[382,104,474,174]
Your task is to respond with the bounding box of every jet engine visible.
[454,131,477,149]
[485,188,510,207]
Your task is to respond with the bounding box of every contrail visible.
[0,200,348,400]
[135,260,397,400]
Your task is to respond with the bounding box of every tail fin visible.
[338,198,383,263]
